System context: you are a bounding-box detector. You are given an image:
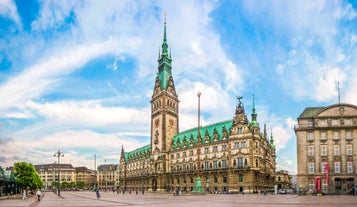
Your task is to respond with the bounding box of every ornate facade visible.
[295,103,357,194]
[118,21,276,194]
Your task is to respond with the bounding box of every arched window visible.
[256,159,259,168]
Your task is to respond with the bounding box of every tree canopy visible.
[14,162,43,189]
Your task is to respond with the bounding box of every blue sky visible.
[0,0,356,174]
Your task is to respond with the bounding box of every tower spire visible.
[249,94,259,127]
[157,13,172,90]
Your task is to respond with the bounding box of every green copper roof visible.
[124,144,151,163]
[172,120,232,149]
[157,20,172,90]
[248,94,259,127]
[298,107,325,119]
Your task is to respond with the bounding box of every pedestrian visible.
[36,189,41,201]
[96,189,100,199]
[22,189,27,200]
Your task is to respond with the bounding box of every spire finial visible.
[252,94,256,113]
[164,12,167,26]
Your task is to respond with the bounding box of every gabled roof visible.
[172,120,232,149]
[124,144,151,163]
[298,107,325,119]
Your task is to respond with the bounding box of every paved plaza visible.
[1,191,357,207]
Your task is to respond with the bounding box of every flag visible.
[325,163,329,184]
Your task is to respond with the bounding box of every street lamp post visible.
[193,92,204,193]
[353,166,356,196]
[53,150,64,196]
[105,159,107,192]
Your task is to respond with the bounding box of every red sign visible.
[325,163,329,184]
[316,177,321,193]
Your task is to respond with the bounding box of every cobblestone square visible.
[1,191,357,207]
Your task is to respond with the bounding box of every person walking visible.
[96,189,100,199]
[22,189,27,200]
[36,189,41,201]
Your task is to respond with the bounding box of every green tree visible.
[14,162,43,190]
[76,181,86,189]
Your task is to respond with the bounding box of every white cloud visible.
[0,38,140,116]
[0,129,147,168]
[0,0,21,26]
[26,100,150,127]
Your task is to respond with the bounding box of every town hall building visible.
[118,20,276,194]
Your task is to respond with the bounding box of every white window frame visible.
[307,132,313,140]
[308,146,314,156]
[334,162,341,173]
[334,145,340,156]
[347,145,353,155]
[347,162,353,173]
[346,131,352,139]
[333,131,339,139]
[308,163,315,173]
[321,132,326,140]
[321,145,327,156]
[321,162,327,173]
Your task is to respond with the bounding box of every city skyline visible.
[0,1,357,173]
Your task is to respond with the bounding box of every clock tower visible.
[150,18,179,160]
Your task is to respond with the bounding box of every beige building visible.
[295,103,357,194]
[97,164,117,191]
[35,164,76,189]
[275,170,292,190]
[118,21,276,194]
[74,167,97,188]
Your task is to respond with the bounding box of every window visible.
[308,178,315,190]
[321,145,327,156]
[334,162,341,173]
[321,162,327,173]
[213,146,218,152]
[205,161,209,170]
[256,159,259,168]
[222,160,227,169]
[308,146,314,156]
[204,148,209,153]
[332,119,338,125]
[321,178,327,191]
[223,175,227,183]
[320,120,326,126]
[189,150,194,156]
[334,145,340,156]
[234,142,240,149]
[345,119,352,125]
[238,127,243,134]
[347,162,353,173]
[213,161,218,169]
[333,131,339,139]
[183,151,187,157]
[308,163,315,173]
[346,131,352,139]
[321,132,326,140]
[238,158,244,169]
[214,176,218,183]
[347,145,353,155]
[171,154,174,159]
[176,153,180,158]
[222,145,227,151]
[308,120,313,127]
[307,132,313,140]
[190,163,194,171]
[241,141,247,148]
[238,174,243,182]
